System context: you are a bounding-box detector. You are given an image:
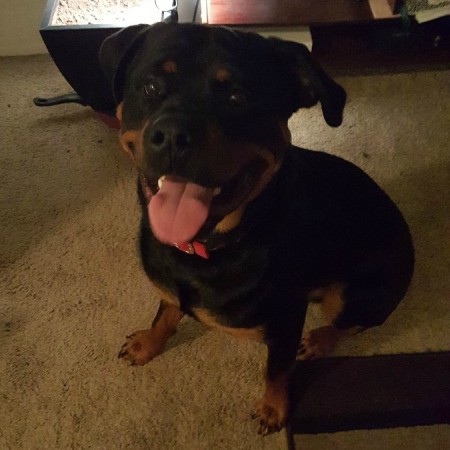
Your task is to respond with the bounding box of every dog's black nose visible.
[149,116,192,157]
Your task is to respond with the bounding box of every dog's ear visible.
[270,39,346,127]
[99,24,157,103]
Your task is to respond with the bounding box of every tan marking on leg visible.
[118,301,183,365]
[254,371,289,435]
[320,283,346,324]
[152,282,180,307]
[297,325,362,360]
[300,283,363,359]
[192,308,263,342]
[307,283,346,323]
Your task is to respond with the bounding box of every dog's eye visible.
[143,77,164,99]
[229,89,248,107]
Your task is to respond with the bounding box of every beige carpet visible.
[1,54,449,450]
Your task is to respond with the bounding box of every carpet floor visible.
[1,54,449,449]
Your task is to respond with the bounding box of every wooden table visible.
[205,0,396,26]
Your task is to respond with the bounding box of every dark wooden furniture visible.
[206,0,374,25]
[287,352,450,449]
[38,1,119,114]
[37,0,450,116]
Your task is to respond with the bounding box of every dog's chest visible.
[148,240,272,319]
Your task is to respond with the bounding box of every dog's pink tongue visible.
[149,178,213,245]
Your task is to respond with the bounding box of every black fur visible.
[100,22,414,433]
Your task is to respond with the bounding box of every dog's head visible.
[100,23,346,245]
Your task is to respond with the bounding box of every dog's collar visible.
[173,241,209,259]
[170,164,285,260]
[172,230,241,259]
[154,156,286,260]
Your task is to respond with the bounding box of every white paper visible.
[416,5,450,23]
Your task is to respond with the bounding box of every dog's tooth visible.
[213,187,221,196]
[157,176,166,189]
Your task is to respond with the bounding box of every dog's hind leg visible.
[118,301,184,365]
[298,284,362,360]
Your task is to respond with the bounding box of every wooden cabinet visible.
[205,0,396,26]
[37,0,449,117]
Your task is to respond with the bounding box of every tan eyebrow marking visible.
[215,68,231,82]
[162,60,177,73]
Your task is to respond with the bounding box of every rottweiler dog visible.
[99,23,414,435]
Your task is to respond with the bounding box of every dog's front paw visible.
[253,397,287,435]
[118,330,162,366]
